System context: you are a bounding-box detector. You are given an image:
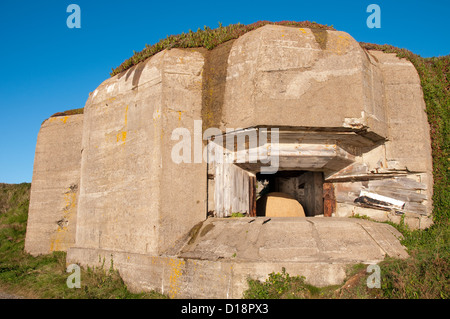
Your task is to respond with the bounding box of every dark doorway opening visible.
[255,171,324,217]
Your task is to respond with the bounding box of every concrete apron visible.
[67,217,408,299]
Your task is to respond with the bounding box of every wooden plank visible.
[313,172,324,215]
[214,159,223,217]
[250,175,256,217]
[215,160,253,217]
[368,187,427,203]
[403,202,428,215]
[368,177,427,190]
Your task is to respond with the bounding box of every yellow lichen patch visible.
[167,108,186,121]
[48,116,69,124]
[299,28,307,34]
[153,109,161,120]
[50,188,77,252]
[124,105,129,125]
[114,105,129,144]
[64,192,77,211]
[116,131,127,143]
[50,238,61,251]
[327,33,352,55]
[168,258,185,299]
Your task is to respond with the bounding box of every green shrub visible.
[243,268,313,299]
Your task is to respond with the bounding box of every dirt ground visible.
[0,290,24,299]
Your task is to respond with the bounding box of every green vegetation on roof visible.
[110,20,335,77]
[50,107,84,118]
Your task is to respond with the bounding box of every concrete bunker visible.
[25,25,434,298]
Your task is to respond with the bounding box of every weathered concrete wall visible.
[25,114,83,255]
[371,50,434,215]
[67,217,407,298]
[219,25,387,138]
[324,50,434,228]
[72,48,206,256]
[369,51,433,173]
[158,49,207,253]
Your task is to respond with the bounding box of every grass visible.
[49,108,84,118]
[243,267,336,299]
[243,221,449,299]
[339,216,449,299]
[0,183,167,299]
[110,20,335,77]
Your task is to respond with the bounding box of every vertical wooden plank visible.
[243,171,249,215]
[229,164,251,215]
[249,175,256,217]
[215,155,254,217]
[223,159,231,217]
[215,160,224,217]
[313,172,324,216]
[303,172,314,216]
[231,164,239,214]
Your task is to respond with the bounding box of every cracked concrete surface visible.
[178,217,408,263]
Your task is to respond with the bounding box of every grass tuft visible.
[0,183,167,299]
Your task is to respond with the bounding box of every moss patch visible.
[187,221,204,245]
[201,40,234,134]
[311,28,328,50]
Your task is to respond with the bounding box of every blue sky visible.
[0,0,448,183]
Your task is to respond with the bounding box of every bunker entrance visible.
[208,127,353,218]
[255,171,324,217]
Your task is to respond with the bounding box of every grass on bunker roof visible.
[110,20,335,77]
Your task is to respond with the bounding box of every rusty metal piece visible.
[323,182,336,217]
